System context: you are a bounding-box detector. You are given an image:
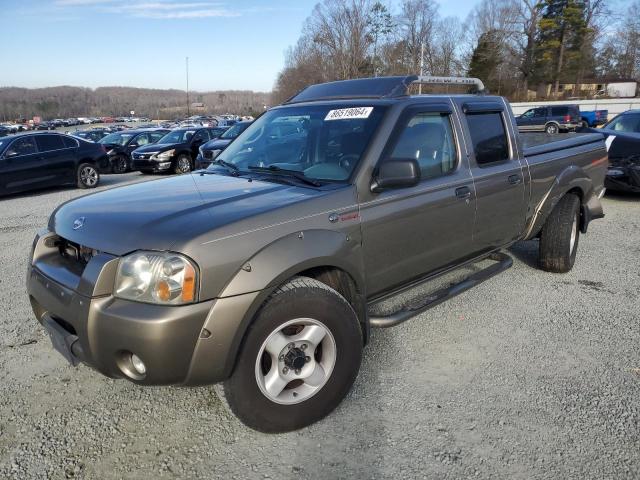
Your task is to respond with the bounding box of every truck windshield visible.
[212,104,387,182]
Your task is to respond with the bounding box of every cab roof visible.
[284,75,487,105]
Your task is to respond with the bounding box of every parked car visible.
[0,132,109,196]
[98,128,169,173]
[0,126,10,137]
[131,127,220,174]
[35,122,55,131]
[27,75,607,433]
[516,105,581,134]
[580,109,608,128]
[70,129,111,143]
[194,122,250,169]
[587,109,640,192]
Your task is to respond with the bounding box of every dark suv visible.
[195,122,252,169]
[0,132,109,196]
[99,129,169,173]
[131,127,219,174]
[516,105,581,134]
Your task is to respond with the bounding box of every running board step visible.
[368,252,513,329]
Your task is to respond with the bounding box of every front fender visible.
[184,229,366,385]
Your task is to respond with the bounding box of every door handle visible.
[455,186,472,199]
[508,174,522,185]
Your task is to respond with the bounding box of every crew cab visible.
[516,104,581,134]
[580,109,608,128]
[27,76,607,433]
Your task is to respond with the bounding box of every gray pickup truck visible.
[27,76,607,433]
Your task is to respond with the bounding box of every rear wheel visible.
[76,163,100,189]
[174,154,192,174]
[580,120,589,129]
[223,277,362,433]
[539,193,580,273]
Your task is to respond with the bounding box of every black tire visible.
[112,155,128,174]
[76,163,100,189]
[580,120,589,129]
[174,154,192,174]
[223,277,363,433]
[539,193,580,273]
[545,123,559,134]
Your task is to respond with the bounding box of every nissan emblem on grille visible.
[73,217,85,230]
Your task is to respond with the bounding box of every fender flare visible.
[202,229,366,381]
[524,165,594,239]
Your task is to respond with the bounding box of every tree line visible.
[0,86,270,122]
[273,0,640,103]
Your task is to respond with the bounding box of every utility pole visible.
[186,56,190,117]
[418,42,425,95]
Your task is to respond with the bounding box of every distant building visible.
[537,79,638,99]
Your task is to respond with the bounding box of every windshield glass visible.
[220,123,250,139]
[211,105,386,182]
[604,113,640,133]
[157,130,196,144]
[99,132,134,146]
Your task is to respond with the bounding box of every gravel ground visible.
[0,175,638,479]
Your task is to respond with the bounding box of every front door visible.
[0,136,48,194]
[360,105,476,297]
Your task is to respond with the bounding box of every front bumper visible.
[26,230,256,386]
[131,157,173,172]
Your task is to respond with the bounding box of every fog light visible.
[130,354,146,375]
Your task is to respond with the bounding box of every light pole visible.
[186,56,190,117]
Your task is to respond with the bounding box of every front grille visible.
[203,150,213,160]
[52,236,96,268]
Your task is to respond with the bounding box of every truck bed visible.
[521,132,604,157]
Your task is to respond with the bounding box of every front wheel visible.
[223,277,362,433]
[545,123,559,134]
[539,193,580,273]
[112,155,129,174]
[76,163,100,189]
[174,154,192,174]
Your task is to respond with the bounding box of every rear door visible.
[190,129,210,158]
[35,134,76,185]
[360,103,476,296]
[459,101,527,251]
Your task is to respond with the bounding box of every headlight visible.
[114,251,198,305]
[198,146,204,156]
[154,149,175,160]
[607,168,625,177]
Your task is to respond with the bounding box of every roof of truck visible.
[284,76,489,105]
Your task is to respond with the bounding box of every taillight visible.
[564,114,571,122]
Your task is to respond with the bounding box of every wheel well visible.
[297,266,368,343]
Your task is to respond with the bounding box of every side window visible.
[466,112,510,166]
[150,132,165,143]
[5,136,38,157]
[35,134,65,152]
[533,108,546,117]
[62,136,79,148]
[550,107,567,116]
[134,133,150,146]
[389,112,457,180]
[193,130,209,142]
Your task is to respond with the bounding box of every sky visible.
[0,0,481,92]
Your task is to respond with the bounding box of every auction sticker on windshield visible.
[325,107,373,121]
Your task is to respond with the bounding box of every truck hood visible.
[49,173,318,256]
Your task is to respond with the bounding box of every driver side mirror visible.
[371,158,420,193]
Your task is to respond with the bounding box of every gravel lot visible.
[0,173,638,479]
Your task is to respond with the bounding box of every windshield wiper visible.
[211,159,241,176]
[248,165,321,187]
